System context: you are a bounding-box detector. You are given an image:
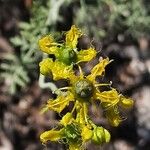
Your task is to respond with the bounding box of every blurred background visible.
[0,0,150,150]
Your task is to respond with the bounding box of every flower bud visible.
[58,47,77,65]
[60,113,74,126]
[81,126,93,142]
[92,127,111,145]
[39,58,52,76]
[64,124,81,143]
[119,96,134,109]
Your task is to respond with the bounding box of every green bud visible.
[92,127,111,145]
[64,124,81,144]
[57,47,77,65]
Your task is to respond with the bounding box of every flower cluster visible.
[38,25,133,150]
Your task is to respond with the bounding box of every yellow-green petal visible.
[96,89,122,126]
[39,58,53,76]
[97,89,133,127]
[77,48,97,63]
[39,58,76,80]
[92,127,111,144]
[40,129,63,144]
[81,126,93,142]
[38,35,58,54]
[46,92,74,113]
[69,143,83,150]
[119,96,134,109]
[87,58,111,82]
[65,25,82,49]
[60,113,74,126]
[96,88,120,105]
[104,107,122,127]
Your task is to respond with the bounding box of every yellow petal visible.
[65,25,82,49]
[69,143,83,150]
[77,48,97,63]
[104,106,122,127]
[46,92,74,113]
[97,89,133,127]
[39,58,76,80]
[81,126,93,142]
[39,58,53,76]
[96,89,134,110]
[96,88,119,105]
[87,58,111,82]
[92,127,111,144]
[60,113,74,126]
[38,35,58,54]
[40,129,63,144]
[96,89,123,126]
[119,96,134,109]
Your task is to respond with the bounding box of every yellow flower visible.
[38,25,97,65]
[40,57,113,148]
[96,89,134,126]
[39,58,76,81]
[43,57,133,127]
[40,54,134,149]
[41,58,111,125]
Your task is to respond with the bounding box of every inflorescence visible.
[38,25,134,150]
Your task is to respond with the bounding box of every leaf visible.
[19,22,31,30]
[10,37,23,46]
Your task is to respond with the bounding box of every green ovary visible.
[74,79,94,100]
[57,47,77,65]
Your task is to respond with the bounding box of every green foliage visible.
[0,54,30,94]
[1,0,149,95]
[0,0,71,95]
[75,0,107,39]
[75,0,150,40]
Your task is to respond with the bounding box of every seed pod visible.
[92,127,111,145]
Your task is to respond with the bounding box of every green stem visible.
[83,102,88,124]
[39,74,58,92]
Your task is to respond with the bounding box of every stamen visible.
[71,101,77,114]
[59,87,72,90]
[94,82,112,87]
[53,87,72,94]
